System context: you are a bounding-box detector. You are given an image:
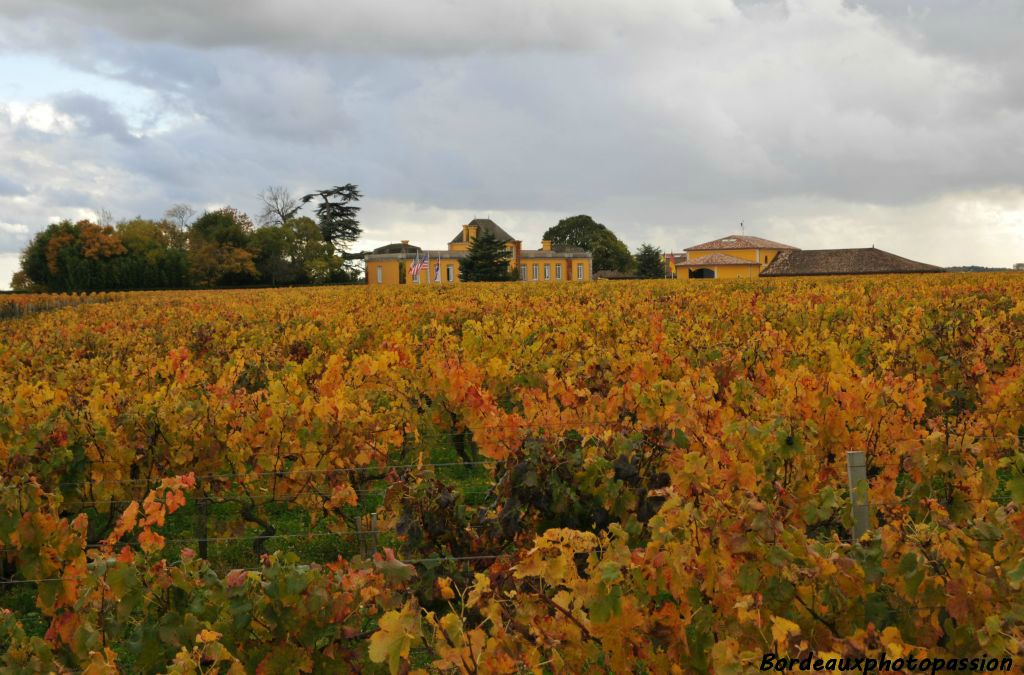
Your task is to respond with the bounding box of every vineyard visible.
[1,274,1023,673]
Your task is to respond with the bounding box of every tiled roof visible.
[449,218,516,244]
[760,248,944,277]
[687,235,799,251]
[677,252,761,266]
[372,242,422,254]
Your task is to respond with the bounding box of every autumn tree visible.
[17,220,129,291]
[187,207,258,287]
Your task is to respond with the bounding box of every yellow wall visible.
[681,247,789,279]
[369,247,591,286]
[368,258,465,286]
[686,247,789,266]
[715,264,761,280]
[369,260,402,286]
[674,263,760,280]
[570,258,591,281]
[407,258,463,284]
[518,258,590,282]
[687,248,757,263]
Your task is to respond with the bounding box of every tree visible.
[459,230,515,282]
[115,218,188,288]
[17,218,194,291]
[543,215,634,273]
[257,186,302,227]
[284,216,333,281]
[190,207,254,247]
[10,270,40,292]
[188,207,258,287]
[300,184,362,255]
[634,244,665,279]
[250,225,295,286]
[249,215,337,286]
[165,204,196,231]
[1015,263,1024,271]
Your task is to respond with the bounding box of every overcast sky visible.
[1,0,1023,288]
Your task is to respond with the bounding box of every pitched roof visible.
[687,235,799,252]
[677,252,761,267]
[664,253,688,265]
[760,248,944,277]
[373,242,422,254]
[449,218,515,244]
[365,250,468,261]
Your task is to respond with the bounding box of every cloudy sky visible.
[1,0,1023,287]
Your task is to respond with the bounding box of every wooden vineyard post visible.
[370,512,379,554]
[846,451,870,540]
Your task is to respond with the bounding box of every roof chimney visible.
[541,239,552,251]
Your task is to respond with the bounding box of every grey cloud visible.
[0,175,28,196]
[0,0,1022,274]
[52,92,138,143]
[0,0,740,55]
[42,186,97,207]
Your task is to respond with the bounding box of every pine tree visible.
[634,243,665,279]
[459,230,515,282]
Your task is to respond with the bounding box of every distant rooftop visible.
[676,252,760,266]
[687,235,799,252]
[449,218,516,244]
[372,242,422,254]
[760,248,944,277]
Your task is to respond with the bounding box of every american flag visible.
[410,254,427,278]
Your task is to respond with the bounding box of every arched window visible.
[689,268,715,279]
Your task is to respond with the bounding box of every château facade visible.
[365,219,593,286]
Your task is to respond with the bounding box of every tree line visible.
[12,190,671,291]
[12,185,364,293]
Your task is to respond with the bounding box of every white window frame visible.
[532,264,539,280]
[555,264,562,280]
[544,264,551,280]
[520,265,527,280]
[577,263,584,280]
[376,265,383,284]
[447,265,454,282]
